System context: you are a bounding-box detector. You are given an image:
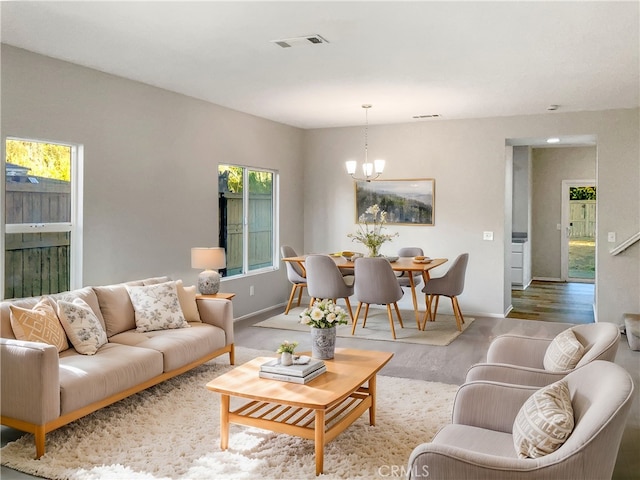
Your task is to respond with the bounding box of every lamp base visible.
[198,270,220,295]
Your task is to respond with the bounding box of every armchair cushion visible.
[513,380,574,458]
[543,329,585,372]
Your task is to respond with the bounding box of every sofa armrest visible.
[452,381,538,433]
[465,363,569,387]
[486,334,551,367]
[0,338,60,424]
[196,298,234,346]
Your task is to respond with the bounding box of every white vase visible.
[280,351,293,366]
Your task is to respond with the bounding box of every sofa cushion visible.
[126,282,189,333]
[512,380,574,458]
[58,343,164,414]
[543,328,585,372]
[142,276,171,285]
[109,322,225,371]
[93,281,144,337]
[9,298,69,353]
[57,298,108,355]
[432,424,517,458]
[176,280,201,322]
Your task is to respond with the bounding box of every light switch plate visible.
[483,231,494,241]
[608,232,616,242]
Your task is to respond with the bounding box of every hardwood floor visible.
[508,280,595,324]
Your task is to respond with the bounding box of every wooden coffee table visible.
[206,348,393,475]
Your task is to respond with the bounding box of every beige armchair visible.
[407,361,634,480]
[465,323,620,387]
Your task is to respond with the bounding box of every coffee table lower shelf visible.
[220,386,373,475]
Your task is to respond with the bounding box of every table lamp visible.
[191,247,226,294]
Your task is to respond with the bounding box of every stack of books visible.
[259,357,326,384]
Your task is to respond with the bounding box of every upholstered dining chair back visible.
[281,245,307,314]
[305,255,354,319]
[423,252,469,298]
[396,247,424,287]
[281,245,305,282]
[354,257,404,305]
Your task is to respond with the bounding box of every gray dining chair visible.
[281,245,307,315]
[422,253,469,331]
[352,257,404,339]
[305,254,355,321]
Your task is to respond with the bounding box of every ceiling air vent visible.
[271,34,329,48]
[412,114,441,119]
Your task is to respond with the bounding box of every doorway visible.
[562,180,596,282]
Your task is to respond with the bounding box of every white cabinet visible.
[511,241,531,289]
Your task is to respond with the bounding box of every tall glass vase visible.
[310,326,336,359]
[367,244,381,257]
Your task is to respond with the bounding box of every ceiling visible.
[1,1,638,129]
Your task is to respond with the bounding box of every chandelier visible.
[345,104,385,182]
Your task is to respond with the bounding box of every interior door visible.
[561,180,596,282]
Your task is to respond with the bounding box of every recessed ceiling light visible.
[547,104,559,111]
[271,34,329,48]
[412,114,441,119]
[547,137,561,144]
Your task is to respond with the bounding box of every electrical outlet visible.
[249,285,255,296]
[608,232,616,243]
[483,231,494,241]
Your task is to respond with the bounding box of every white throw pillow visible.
[513,380,574,458]
[126,281,190,332]
[10,298,69,353]
[543,328,585,372]
[176,279,201,322]
[57,298,108,355]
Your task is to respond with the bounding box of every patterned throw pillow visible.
[126,281,190,333]
[513,380,574,458]
[176,280,201,322]
[543,328,585,372]
[57,298,108,355]
[9,298,69,353]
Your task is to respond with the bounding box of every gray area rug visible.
[1,347,458,480]
[255,306,475,346]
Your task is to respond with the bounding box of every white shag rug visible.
[1,347,458,480]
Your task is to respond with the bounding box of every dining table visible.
[282,254,448,329]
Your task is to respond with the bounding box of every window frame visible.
[2,137,83,299]
[218,163,279,279]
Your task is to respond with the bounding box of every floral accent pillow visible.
[10,298,69,353]
[126,281,190,333]
[57,298,108,355]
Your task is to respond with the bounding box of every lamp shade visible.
[191,247,226,270]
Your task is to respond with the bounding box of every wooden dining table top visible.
[282,254,447,273]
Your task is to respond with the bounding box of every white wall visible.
[1,45,305,318]
[304,110,640,324]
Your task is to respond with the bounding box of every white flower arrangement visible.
[300,299,348,329]
[347,204,398,257]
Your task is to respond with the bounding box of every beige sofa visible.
[0,276,234,458]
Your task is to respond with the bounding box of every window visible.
[218,165,278,277]
[3,138,83,299]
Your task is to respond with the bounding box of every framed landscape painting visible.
[355,178,435,226]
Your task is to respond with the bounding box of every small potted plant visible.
[276,340,298,366]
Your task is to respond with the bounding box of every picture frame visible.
[355,178,435,226]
